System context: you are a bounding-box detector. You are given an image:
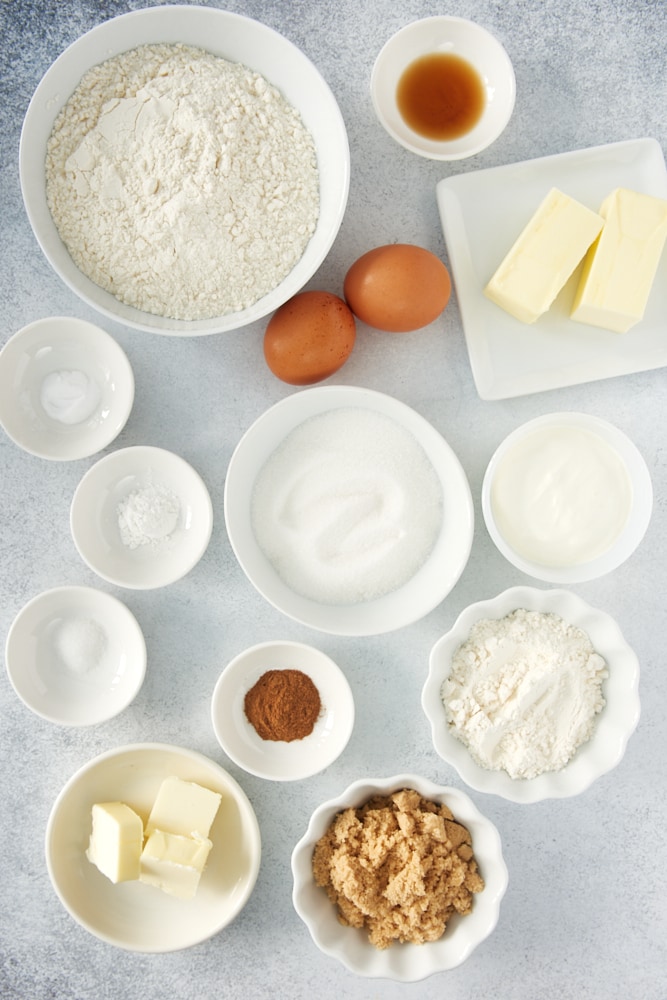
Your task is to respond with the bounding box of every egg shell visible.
[344,244,451,332]
[263,291,357,385]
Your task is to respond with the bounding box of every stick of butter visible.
[484,188,604,323]
[140,830,213,900]
[86,801,143,883]
[571,187,667,333]
[146,776,222,839]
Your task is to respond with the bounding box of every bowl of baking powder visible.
[422,586,641,802]
[70,445,213,589]
[20,6,350,335]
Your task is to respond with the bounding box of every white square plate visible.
[436,138,667,400]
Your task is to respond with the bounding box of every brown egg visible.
[263,290,356,385]
[344,244,451,332]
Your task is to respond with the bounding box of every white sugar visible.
[251,408,443,604]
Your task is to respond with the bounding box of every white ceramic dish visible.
[70,445,213,589]
[291,773,508,981]
[211,640,354,781]
[19,5,349,336]
[482,412,653,583]
[371,16,515,160]
[422,586,641,803]
[436,137,667,399]
[5,585,146,726]
[0,316,133,460]
[45,743,261,951]
[224,386,474,636]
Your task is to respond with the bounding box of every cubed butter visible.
[571,187,667,332]
[484,188,604,323]
[145,776,222,839]
[140,829,212,900]
[86,801,143,884]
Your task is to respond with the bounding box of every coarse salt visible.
[54,617,107,675]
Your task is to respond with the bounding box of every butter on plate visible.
[571,188,667,333]
[145,775,222,839]
[86,801,143,883]
[85,776,223,899]
[483,188,604,324]
[140,829,213,900]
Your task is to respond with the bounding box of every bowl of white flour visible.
[20,6,350,335]
[422,586,640,802]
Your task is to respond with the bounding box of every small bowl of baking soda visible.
[422,586,641,803]
[211,640,355,781]
[0,316,134,461]
[5,585,146,726]
[70,446,213,589]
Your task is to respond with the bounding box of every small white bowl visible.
[371,16,515,160]
[482,412,653,584]
[70,445,213,589]
[20,5,349,335]
[0,316,134,460]
[211,640,354,781]
[5,585,146,726]
[45,743,261,951]
[422,586,641,803]
[291,773,508,981]
[224,385,474,636]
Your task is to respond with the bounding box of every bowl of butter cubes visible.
[45,743,262,951]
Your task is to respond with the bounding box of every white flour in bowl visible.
[45,43,319,321]
[441,608,608,779]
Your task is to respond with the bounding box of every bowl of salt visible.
[5,585,146,726]
[224,385,474,636]
[70,446,213,589]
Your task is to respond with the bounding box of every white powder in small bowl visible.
[251,408,443,604]
[117,483,181,549]
[54,618,107,675]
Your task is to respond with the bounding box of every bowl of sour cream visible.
[0,316,134,461]
[481,412,653,583]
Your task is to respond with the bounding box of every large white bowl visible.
[70,445,213,589]
[291,774,508,981]
[371,16,515,160]
[481,412,653,583]
[45,743,261,951]
[211,640,355,781]
[422,586,641,803]
[224,386,474,636]
[20,5,349,335]
[0,316,134,461]
[5,585,146,726]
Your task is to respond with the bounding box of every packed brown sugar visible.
[312,788,485,949]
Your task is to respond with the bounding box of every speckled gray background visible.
[1,1,666,998]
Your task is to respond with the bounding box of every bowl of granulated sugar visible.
[422,586,641,803]
[20,6,349,335]
[224,385,474,636]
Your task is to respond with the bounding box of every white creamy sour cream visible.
[490,424,633,567]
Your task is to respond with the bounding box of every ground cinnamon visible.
[244,668,322,742]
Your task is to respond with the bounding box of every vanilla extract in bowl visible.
[396,52,486,140]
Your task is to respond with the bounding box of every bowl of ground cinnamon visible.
[210,640,355,781]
